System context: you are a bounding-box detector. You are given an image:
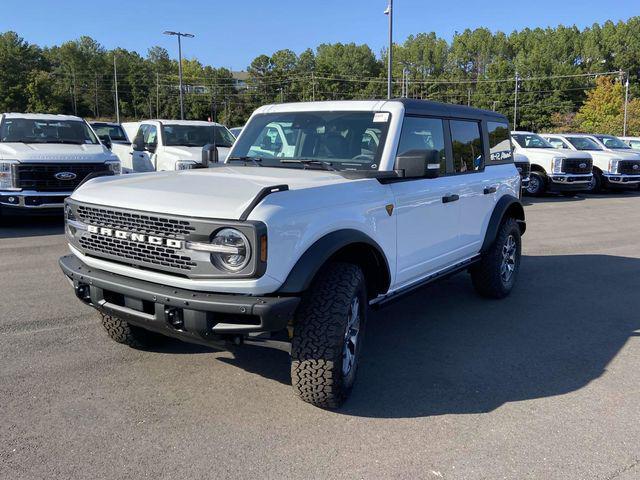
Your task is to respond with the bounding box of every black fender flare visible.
[481,195,526,253]
[277,229,391,295]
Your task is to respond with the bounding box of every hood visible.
[0,142,116,163]
[514,153,530,164]
[71,166,352,220]
[516,147,590,160]
[163,145,230,163]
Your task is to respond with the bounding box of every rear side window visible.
[487,121,513,164]
[450,120,484,173]
[397,117,447,175]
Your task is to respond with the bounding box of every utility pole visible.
[163,31,195,120]
[113,55,120,123]
[94,73,99,118]
[384,0,393,99]
[401,67,409,97]
[71,69,78,115]
[513,71,520,130]
[156,72,160,118]
[311,71,316,101]
[623,72,629,137]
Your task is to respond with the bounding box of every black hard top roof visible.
[396,98,508,123]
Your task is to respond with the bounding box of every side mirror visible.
[395,149,440,179]
[202,144,219,166]
[98,134,112,150]
[132,136,145,151]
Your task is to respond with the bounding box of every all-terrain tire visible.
[525,172,546,196]
[290,262,367,409]
[471,217,521,299]
[100,312,164,348]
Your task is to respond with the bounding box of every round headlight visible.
[210,228,251,272]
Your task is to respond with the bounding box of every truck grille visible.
[562,158,592,175]
[618,160,640,175]
[14,163,107,191]
[76,205,196,238]
[515,161,530,177]
[78,235,197,271]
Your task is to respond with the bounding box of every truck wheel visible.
[100,312,164,348]
[291,262,367,409]
[471,217,521,299]
[525,172,546,196]
[585,171,602,193]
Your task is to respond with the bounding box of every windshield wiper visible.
[280,159,337,171]
[46,139,85,145]
[226,156,264,167]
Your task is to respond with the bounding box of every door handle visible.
[483,186,497,194]
[442,194,460,203]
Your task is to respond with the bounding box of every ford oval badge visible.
[54,172,77,181]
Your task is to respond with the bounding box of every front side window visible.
[396,116,446,175]
[231,111,391,171]
[144,125,158,145]
[595,135,631,149]
[629,140,640,150]
[92,124,128,142]
[512,133,553,149]
[546,137,569,149]
[567,136,602,151]
[487,121,512,163]
[162,125,235,148]
[0,118,98,144]
[450,120,484,173]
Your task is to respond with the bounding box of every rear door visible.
[389,116,462,287]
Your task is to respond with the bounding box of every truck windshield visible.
[91,123,128,142]
[229,111,390,171]
[162,124,235,148]
[0,118,98,144]
[567,137,603,151]
[512,133,553,149]
[594,135,631,149]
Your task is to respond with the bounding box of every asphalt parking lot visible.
[1,191,639,480]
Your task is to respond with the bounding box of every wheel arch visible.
[277,229,391,299]
[481,195,526,254]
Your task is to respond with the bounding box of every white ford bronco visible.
[0,113,120,217]
[511,131,593,196]
[542,133,640,192]
[60,99,525,408]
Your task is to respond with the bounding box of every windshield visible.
[595,135,631,149]
[0,118,98,144]
[162,124,235,148]
[91,123,128,142]
[512,133,553,149]
[229,111,390,171]
[567,136,603,151]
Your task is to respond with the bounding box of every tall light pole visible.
[163,31,194,120]
[513,71,520,130]
[113,55,120,123]
[384,1,393,99]
[623,72,629,137]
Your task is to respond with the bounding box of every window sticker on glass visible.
[373,112,390,123]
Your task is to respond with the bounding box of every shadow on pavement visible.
[0,213,64,239]
[523,189,640,206]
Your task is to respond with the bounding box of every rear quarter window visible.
[487,121,513,164]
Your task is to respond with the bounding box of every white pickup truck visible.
[511,131,593,196]
[0,113,120,218]
[111,120,235,173]
[542,133,640,192]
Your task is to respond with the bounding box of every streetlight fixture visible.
[163,30,195,120]
[384,1,393,99]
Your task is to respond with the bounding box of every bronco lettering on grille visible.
[87,225,183,249]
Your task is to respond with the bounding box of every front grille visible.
[15,163,106,191]
[618,160,640,175]
[515,161,530,177]
[76,205,196,239]
[79,235,197,271]
[562,158,592,175]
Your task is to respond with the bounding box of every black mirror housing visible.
[202,144,219,166]
[98,134,112,150]
[395,149,440,179]
[132,136,145,151]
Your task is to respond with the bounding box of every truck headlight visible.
[609,160,619,174]
[176,160,197,170]
[105,160,121,175]
[552,157,564,174]
[210,228,251,272]
[0,160,19,190]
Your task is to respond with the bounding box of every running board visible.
[370,255,481,309]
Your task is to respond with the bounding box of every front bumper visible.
[547,174,592,191]
[603,174,640,186]
[60,254,300,343]
[0,190,70,209]
[520,176,530,188]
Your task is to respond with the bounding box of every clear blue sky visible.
[2,0,638,71]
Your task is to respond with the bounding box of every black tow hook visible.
[165,307,185,330]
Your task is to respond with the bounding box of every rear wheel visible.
[471,217,521,299]
[525,172,546,196]
[291,262,367,409]
[100,313,165,348]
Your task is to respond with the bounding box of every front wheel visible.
[585,171,602,193]
[100,313,165,348]
[291,262,367,409]
[525,172,546,196]
[471,217,522,299]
